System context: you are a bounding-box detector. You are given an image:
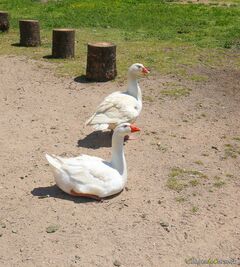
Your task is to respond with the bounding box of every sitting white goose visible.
[45,123,140,200]
[85,63,149,131]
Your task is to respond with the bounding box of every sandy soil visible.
[0,56,239,267]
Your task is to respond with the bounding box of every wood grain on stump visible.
[0,11,9,32]
[52,29,75,58]
[86,42,117,82]
[19,20,41,47]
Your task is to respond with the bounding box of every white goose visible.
[45,123,140,200]
[86,63,149,131]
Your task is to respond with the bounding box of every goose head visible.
[114,123,140,138]
[128,63,150,78]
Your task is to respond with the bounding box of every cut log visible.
[0,11,9,32]
[19,20,41,47]
[86,42,117,82]
[52,29,75,58]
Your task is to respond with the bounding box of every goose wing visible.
[86,92,139,126]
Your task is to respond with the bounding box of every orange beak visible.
[130,124,141,133]
[142,66,150,74]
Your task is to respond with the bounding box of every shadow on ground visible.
[31,185,96,203]
[43,55,54,59]
[74,75,95,84]
[31,185,123,202]
[77,131,112,149]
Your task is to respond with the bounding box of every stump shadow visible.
[43,55,54,59]
[77,131,112,149]
[11,43,21,47]
[11,43,40,47]
[31,185,96,203]
[74,75,95,84]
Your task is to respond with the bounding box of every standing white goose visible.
[85,63,149,130]
[45,123,140,200]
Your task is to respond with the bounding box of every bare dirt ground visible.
[0,56,239,267]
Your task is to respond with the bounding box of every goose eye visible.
[123,125,128,128]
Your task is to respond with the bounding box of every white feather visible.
[86,63,148,130]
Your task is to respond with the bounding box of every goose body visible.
[86,63,149,130]
[45,123,140,199]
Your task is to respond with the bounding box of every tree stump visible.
[52,29,75,58]
[19,20,41,47]
[0,11,9,32]
[86,42,117,82]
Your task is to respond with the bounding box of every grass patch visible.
[194,160,204,165]
[191,206,199,213]
[167,167,207,192]
[175,196,187,202]
[189,179,200,187]
[233,136,240,142]
[160,88,192,98]
[1,29,225,78]
[213,176,226,188]
[143,95,154,102]
[189,74,209,82]
[169,167,207,179]
[167,177,186,192]
[1,0,240,49]
[213,181,226,188]
[224,143,240,159]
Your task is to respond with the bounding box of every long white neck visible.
[127,75,142,101]
[110,134,127,182]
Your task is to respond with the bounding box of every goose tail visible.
[85,115,109,130]
[85,114,95,126]
[45,154,62,170]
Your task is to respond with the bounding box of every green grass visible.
[213,176,226,188]
[167,177,186,192]
[167,167,207,192]
[223,143,240,159]
[194,160,204,165]
[233,136,240,142]
[175,196,187,202]
[189,74,209,82]
[1,0,240,48]
[191,206,199,213]
[160,87,192,98]
[0,0,239,77]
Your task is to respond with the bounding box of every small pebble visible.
[75,255,81,261]
[46,225,59,233]
[113,260,121,266]
[0,222,6,228]
[160,222,169,228]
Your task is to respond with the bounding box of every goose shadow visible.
[31,184,123,202]
[31,185,96,203]
[77,130,112,149]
